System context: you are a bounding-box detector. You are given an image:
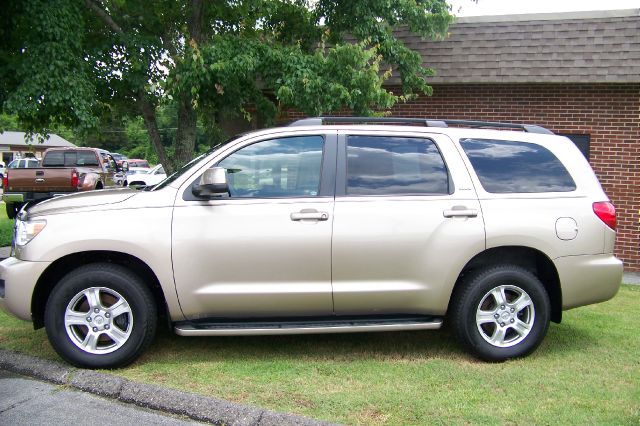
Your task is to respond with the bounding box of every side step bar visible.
[174,316,444,336]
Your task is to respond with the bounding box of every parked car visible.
[7,158,41,169]
[110,152,128,164]
[1,158,40,182]
[2,148,123,218]
[0,117,622,368]
[126,159,150,168]
[126,164,166,188]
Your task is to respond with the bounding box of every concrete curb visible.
[0,349,336,426]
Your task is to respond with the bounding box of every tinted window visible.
[42,151,64,166]
[460,138,576,193]
[218,136,324,198]
[559,133,590,160]
[347,136,450,196]
[74,151,99,166]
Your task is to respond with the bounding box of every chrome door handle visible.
[290,209,329,221]
[443,206,478,218]
[35,178,45,183]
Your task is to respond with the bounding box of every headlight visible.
[15,219,47,246]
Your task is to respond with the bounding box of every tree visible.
[1,0,453,172]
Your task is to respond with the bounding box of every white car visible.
[126,164,166,188]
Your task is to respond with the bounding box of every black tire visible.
[5,202,19,219]
[44,263,157,368]
[450,265,550,361]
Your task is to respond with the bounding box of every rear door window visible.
[43,151,64,167]
[346,135,450,196]
[460,138,576,193]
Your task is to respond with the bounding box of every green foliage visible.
[1,0,454,170]
[0,205,14,246]
[3,0,97,134]
[0,113,19,132]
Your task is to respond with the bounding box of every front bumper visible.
[555,254,623,310]
[0,257,51,321]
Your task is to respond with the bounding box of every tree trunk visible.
[137,92,173,172]
[174,97,198,167]
[172,0,205,168]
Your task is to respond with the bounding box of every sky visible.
[447,0,639,16]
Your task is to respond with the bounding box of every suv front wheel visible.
[44,263,157,368]
[451,265,550,361]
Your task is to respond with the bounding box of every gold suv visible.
[0,118,623,368]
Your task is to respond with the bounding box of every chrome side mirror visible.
[192,167,229,198]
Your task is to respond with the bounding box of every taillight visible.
[593,202,616,230]
[71,171,79,188]
[2,173,7,189]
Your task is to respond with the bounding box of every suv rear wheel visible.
[451,265,550,361]
[44,263,157,368]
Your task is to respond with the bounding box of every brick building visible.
[386,9,640,271]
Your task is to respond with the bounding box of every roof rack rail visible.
[287,117,554,135]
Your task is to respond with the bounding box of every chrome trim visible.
[174,320,443,336]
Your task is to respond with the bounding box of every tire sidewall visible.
[44,264,156,369]
[457,267,550,361]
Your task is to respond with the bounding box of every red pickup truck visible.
[2,148,124,218]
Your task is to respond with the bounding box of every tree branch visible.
[161,32,179,59]
[137,91,173,171]
[84,0,123,34]
[85,0,172,171]
[188,0,205,44]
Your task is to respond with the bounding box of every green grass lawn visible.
[0,203,13,246]
[0,285,638,425]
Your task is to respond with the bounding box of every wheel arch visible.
[31,250,168,329]
[449,246,562,323]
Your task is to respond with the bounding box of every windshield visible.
[150,135,242,191]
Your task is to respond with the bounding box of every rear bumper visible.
[555,254,623,310]
[2,193,27,203]
[2,192,77,203]
[0,257,51,321]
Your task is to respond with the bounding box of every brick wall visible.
[286,83,640,271]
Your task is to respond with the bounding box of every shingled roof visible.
[393,9,640,84]
[0,131,76,148]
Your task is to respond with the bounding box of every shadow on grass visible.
[141,326,463,364]
[543,322,596,354]
[135,319,598,366]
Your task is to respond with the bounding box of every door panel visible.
[172,133,336,320]
[172,199,334,319]
[332,131,485,316]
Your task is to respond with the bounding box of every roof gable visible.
[0,131,76,148]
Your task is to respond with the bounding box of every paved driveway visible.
[0,369,201,425]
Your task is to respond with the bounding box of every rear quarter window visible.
[460,138,576,193]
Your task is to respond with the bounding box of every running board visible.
[174,316,443,336]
